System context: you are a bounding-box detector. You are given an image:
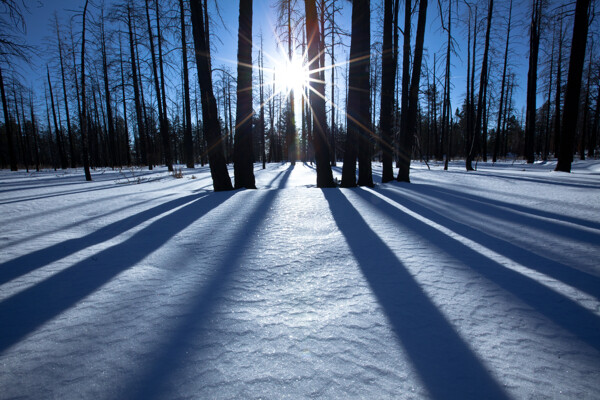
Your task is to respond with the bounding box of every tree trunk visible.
[100,11,117,169]
[145,0,171,171]
[554,19,563,157]
[0,68,17,171]
[398,0,411,173]
[156,0,172,170]
[56,20,76,168]
[47,66,67,170]
[80,0,92,180]
[234,0,256,189]
[380,0,398,182]
[556,0,590,172]
[189,0,233,191]
[494,0,512,163]
[524,0,542,164]
[305,0,335,187]
[179,0,194,168]
[128,4,148,167]
[397,0,428,182]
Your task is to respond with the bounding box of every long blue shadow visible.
[412,183,600,235]
[384,185,600,299]
[126,164,295,399]
[353,188,600,353]
[0,192,233,354]
[323,189,509,400]
[0,194,204,286]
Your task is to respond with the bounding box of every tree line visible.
[0,0,598,190]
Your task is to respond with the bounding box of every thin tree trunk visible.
[145,0,171,171]
[48,66,67,169]
[80,0,92,180]
[156,0,172,170]
[101,10,117,168]
[494,0,511,163]
[56,20,76,168]
[554,19,563,157]
[397,0,428,182]
[128,4,148,167]
[524,0,542,164]
[380,0,397,182]
[180,0,194,168]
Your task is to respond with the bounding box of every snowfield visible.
[1,160,599,399]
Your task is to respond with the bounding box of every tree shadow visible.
[382,185,600,299]
[0,194,207,286]
[352,188,600,353]
[124,164,295,399]
[0,194,172,252]
[395,183,600,246]
[323,188,509,399]
[477,172,600,190]
[0,191,234,354]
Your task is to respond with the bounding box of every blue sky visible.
[18,0,536,129]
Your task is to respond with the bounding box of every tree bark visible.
[234,0,256,189]
[189,0,233,191]
[556,0,590,172]
[397,0,428,182]
[305,0,335,188]
[380,0,398,182]
[80,0,92,180]
[179,0,194,168]
[524,0,542,164]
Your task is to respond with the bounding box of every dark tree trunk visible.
[474,0,493,167]
[180,0,194,168]
[189,0,233,191]
[145,0,172,171]
[355,0,373,187]
[259,35,266,169]
[579,55,592,160]
[100,11,117,168]
[590,79,600,158]
[556,0,590,172]
[56,20,76,168]
[47,67,68,170]
[29,95,40,171]
[380,0,398,182]
[525,0,542,164]
[398,0,411,172]
[494,0,512,163]
[305,0,335,188]
[554,19,563,157]
[156,0,172,170]
[128,4,148,167]
[397,0,428,182]
[234,0,256,189]
[0,68,17,171]
[80,0,92,181]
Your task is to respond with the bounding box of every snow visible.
[1,160,599,399]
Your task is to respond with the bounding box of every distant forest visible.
[0,0,598,190]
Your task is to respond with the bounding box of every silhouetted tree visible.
[305,0,335,187]
[556,0,591,172]
[397,0,427,182]
[234,0,256,189]
[524,0,543,164]
[190,0,233,191]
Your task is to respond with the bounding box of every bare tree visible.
[233,0,256,189]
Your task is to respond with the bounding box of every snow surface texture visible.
[1,160,599,399]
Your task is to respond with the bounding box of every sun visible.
[276,54,309,95]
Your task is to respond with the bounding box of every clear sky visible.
[17,0,537,129]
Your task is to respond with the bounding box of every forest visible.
[0,0,597,190]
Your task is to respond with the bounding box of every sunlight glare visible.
[276,55,309,95]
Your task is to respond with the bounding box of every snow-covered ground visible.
[1,160,599,399]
